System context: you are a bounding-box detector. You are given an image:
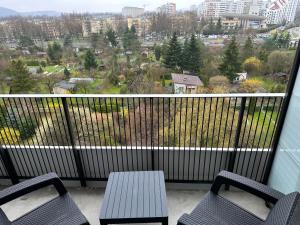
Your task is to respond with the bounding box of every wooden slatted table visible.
[99,171,168,225]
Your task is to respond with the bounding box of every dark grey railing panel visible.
[0,94,285,185]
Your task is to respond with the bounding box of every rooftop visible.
[54,80,76,90]
[171,73,203,86]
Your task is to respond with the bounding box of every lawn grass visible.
[44,65,65,73]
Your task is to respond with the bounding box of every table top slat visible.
[100,171,168,220]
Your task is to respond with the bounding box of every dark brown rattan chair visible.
[0,173,89,225]
[178,171,300,225]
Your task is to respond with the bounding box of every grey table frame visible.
[99,171,168,225]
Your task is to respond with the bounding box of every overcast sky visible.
[0,0,203,12]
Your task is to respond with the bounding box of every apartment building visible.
[200,0,268,18]
[266,0,299,24]
[122,7,144,18]
[82,18,118,37]
[157,3,177,15]
[201,0,244,18]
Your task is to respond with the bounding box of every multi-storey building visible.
[82,18,119,37]
[157,3,177,14]
[202,0,244,18]
[122,7,144,18]
[201,0,268,18]
[265,0,299,24]
[127,18,151,37]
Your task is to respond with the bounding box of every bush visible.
[0,105,7,128]
[8,115,37,141]
[209,76,230,86]
[91,103,120,113]
[26,60,40,66]
[18,118,37,140]
[243,57,262,75]
[0,127,20,144]
[40,61,47,67]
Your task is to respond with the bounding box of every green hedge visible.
[90,103,120,113]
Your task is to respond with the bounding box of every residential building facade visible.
[122,7,144,18]
[157,3,177,15]
[265,0,299,24]
[172,73,203,94]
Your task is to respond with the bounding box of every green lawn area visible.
[251,76,286,92]
[165,79,173,87]
[44,65,65,73]
[244,109,279,147]
[100,84,127,94]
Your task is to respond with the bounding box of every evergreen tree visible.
[122,26,140,52]
[63,35,72,48]
[187,34,201,73]
[131,25,137,34]
[84,50,98,76]
[90,33,99,50]
[109,53,119,85]
[164,32,182,69]
[216,18,222,35]
[204,17,215,35]
[106,28,118,47]
[242,36,254,60]
[18,36,35,49]
[64,67,71,79]
[181,38,190,70]
[219,36,241,82]
[7,60,35,94]
[47,42,63,64]
[154,44,162,61]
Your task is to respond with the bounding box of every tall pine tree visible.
[8,60,35,94]
[242,36,254,60]
[216,18,222,35]
[181,38,190,70]
[187,34,201,73]
[84,49,98,76]
[219,36,241,82]
[164,32,182,70]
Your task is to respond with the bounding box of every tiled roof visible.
[171,73,203,86]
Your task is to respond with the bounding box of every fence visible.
[0,94,285,186]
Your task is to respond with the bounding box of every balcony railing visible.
[0,94,285,186]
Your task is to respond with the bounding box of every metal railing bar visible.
[0,93,286,98]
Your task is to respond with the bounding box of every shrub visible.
[209,75,230,86]
[243,57,262,75]
[26,60,40,66]
[8,115,37,141]
[0,127,20,144]
[239,79,264,93]
[0,105,7,128]
[91,103,120,113]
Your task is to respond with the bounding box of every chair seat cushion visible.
[12,193,89,225]
[188,192,264,225]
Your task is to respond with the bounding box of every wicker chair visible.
[178,171,300,225]
[0,173,90,225]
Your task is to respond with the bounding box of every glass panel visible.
[269,67,300,193]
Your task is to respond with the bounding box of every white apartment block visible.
[122,7,144,18]
[266,0,299,24]
[157,3,177,14]
[201,0,269,18]
[202,0,244,18]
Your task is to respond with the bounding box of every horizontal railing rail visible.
[0,94,285,186]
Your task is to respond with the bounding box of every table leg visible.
[162,217,168,225]
[99,219,108,225]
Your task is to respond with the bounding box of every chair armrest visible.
[178,214,221,225]
[0,173,67,205]
[178,214,204,225]
[211,171,284,204]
